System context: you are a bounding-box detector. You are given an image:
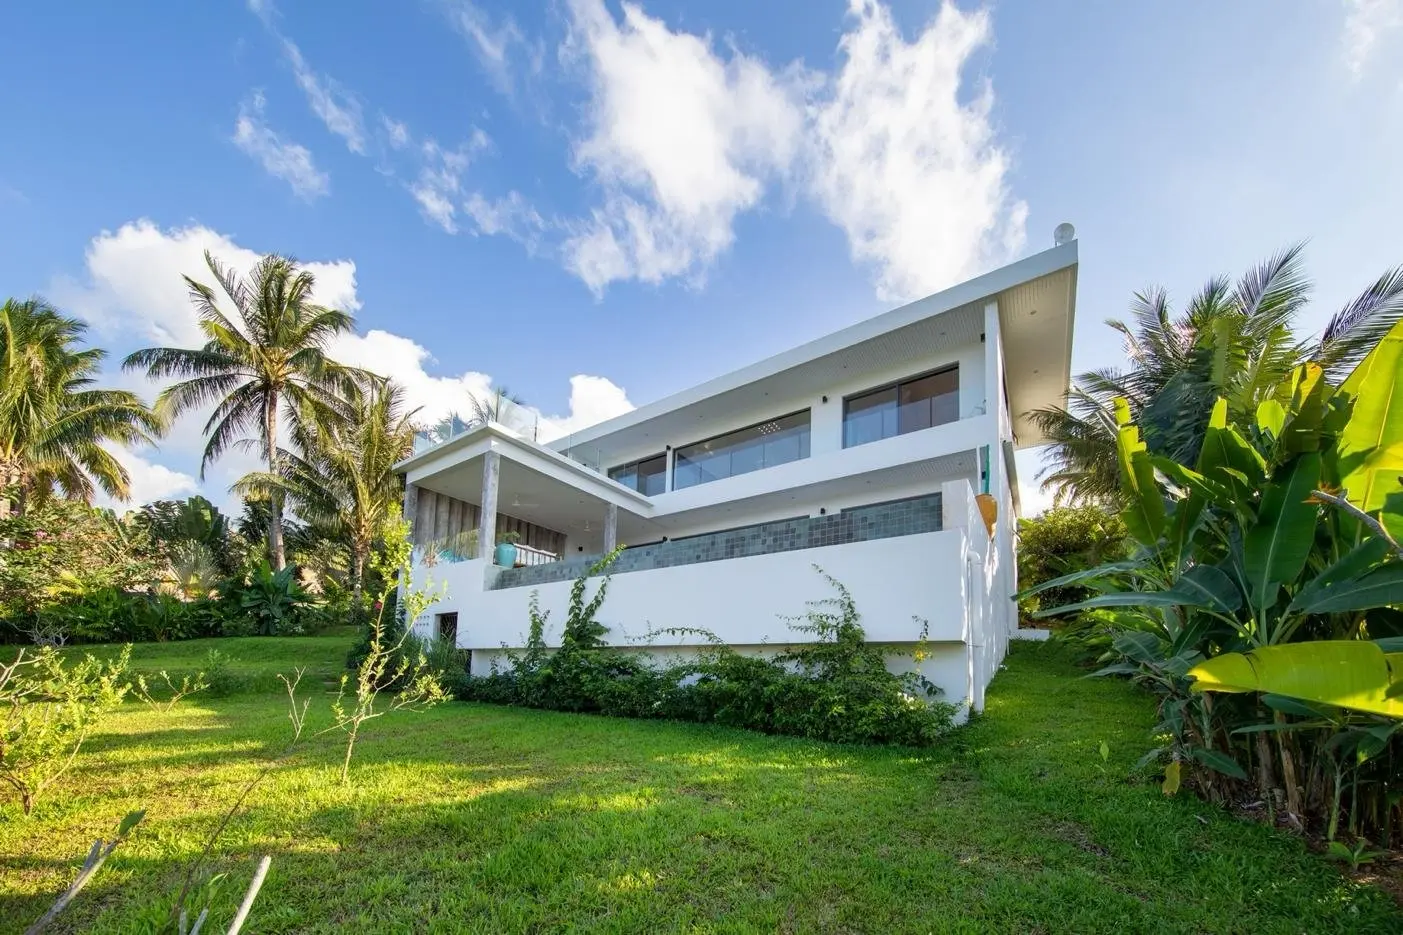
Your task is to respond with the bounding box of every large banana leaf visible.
[1188,642,1403,718]
[1197,398,1266,493]
[1241,452,1321,610]
[1334,318,1403,519]
[1275,363,1334,455]
[1115,397,1166,547]
[1294,563,1403,614]
[1036,564,1242,617]
[1014,560,1146,601]
[1287,537,1394,614]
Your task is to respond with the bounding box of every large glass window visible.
[608,453,667,495]
[673,411,811,490]
[843,366,959,448]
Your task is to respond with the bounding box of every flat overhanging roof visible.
[395,421,654,518]
[548,241,1078,461]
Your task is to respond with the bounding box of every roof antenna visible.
[1053,222,1076,246]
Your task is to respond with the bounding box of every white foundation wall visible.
[415,530,969,649]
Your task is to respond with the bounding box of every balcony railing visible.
[491,492,942,590]
[416,530,563,569]
[513,543,559,566]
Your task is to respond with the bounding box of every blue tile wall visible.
[490,493,942,591]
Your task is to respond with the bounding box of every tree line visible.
[0,250,501,640]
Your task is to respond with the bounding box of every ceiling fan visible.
[509,495,540,510]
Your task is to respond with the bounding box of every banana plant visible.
[1188,641,1403,718]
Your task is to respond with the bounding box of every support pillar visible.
[603,502,618,553]
[478,451,500,560]
[403,481,419,546]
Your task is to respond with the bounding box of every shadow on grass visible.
[3,642,1401,933]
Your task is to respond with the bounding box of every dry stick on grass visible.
[23,810,146,935]
[165,669,307,927]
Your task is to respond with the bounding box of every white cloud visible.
[807,0,1026,302]
[232,92,330,200]
[537,375,635,441]
[441,1,541,94]
[249,0,367,153]
[463,0,1023,302]
[464,191,547,250]
[558,0,805,294]
[51,221,633,505]
[329,330,633,442]
[381,114,410,149]
[95,446,199,511]
[1343,0,1403,76]
[409,134,491,234]
[50,219,357,346]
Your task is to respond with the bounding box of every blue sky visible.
[1,0,1401,512]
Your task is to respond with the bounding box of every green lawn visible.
[2,639,1398,933]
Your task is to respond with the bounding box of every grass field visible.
[2,638,1399,933]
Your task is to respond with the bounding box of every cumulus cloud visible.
[94,446,199,511]
[231,92,330,200]
[1343,0,1403,76]
[808,0,1027,301]
[558,0,805,294]
[49,220,633,505]
[250,0,367,152]
[463,0,1024,301]
[49,219,357,346]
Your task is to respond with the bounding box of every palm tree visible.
[1029,246,1403,504]
[123,251,366,569]
[236,379,418,612]
[0,297,163,516]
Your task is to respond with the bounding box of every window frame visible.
[607,452,668,496]
[841,363,960,449]
[671,408,812,491]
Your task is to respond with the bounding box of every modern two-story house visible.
[398,237,1078,717]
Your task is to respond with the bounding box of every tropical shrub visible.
[1016,505,1128,622]
[0,645,130,814]
[0,498,163,642]
[1025,323,1403,844]
[460,556,959,747]
[234,561,314,636]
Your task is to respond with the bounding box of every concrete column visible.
[403,482,419,545]
[602,502,619,552]
[478,450,500,560]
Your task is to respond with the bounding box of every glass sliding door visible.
[673,411,811,491]
[843,365,959,448]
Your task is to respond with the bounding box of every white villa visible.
[399,237,1079,717]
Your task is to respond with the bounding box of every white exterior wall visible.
[585,341,987,490]
[411,476,1008,717]
[405,333,1020,719]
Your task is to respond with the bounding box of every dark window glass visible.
[673,411,811,490]
[843,366,959,448]
[843,386,897,447]
[608,453,666,495]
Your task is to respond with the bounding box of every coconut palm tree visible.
[235,379,418,613]
[1029,246,1403,504]
[0,297,164,516]
[123,251,366,569]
